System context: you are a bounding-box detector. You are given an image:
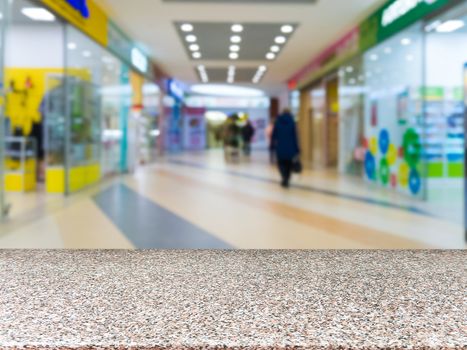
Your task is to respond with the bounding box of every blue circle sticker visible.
[409,169,421,195]
[379,129,390,155]
[365,151,376,180]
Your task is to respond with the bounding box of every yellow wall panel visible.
[5,174,23,192]
[46,167,65,193]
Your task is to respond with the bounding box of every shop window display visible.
[65,26,131,191]
[421,2,467,220]
[3,0,66,193]
[363,23,425,198]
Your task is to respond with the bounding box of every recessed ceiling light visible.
[281,25,294,34]
[230,45,240,52]
[192,52,202,59]
[189,44,200,51]
[229,52,239,60]
[384,47,392,54]
[270,45,280,53]
[266,52,276,60]
[346,66,354,73]
[181,23,193,32]
[82,50,92,58]
[231,24,243,33]
[191,84,265,97]
[231,35,242,43]
[275,36,287,44]
[370,54,378,61]
[436,20,465,33]
[186,35,197,43]
[67,42,77,50]
[21,7,55,21]
[401,38,411,46]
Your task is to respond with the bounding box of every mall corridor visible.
[0,0,466,349]
[0,150,463,249]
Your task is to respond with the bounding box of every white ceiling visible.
[95,0,388,95]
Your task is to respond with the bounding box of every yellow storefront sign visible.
[40,0,108,47]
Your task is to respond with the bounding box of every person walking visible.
[272,109,300,188]
[241,119,255,157]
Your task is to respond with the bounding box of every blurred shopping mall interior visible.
[0,0,466,249]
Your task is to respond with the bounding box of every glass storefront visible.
[423,1,467,220]
[362,23,425,198]
[65,25,132,191]
[332,0,467,223]
[3,0,66,197]
[0,0,159,207]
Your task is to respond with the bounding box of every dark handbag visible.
[292,157,302,173]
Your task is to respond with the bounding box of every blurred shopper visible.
[241,119,255,157]
[223,114,241,162]
[272,109,300,188]
[265,119,276,164]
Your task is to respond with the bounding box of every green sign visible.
[360,0,450,51]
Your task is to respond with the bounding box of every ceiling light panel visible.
[195,67,261,83]
[175,21,298,61]
[21,7,55,21]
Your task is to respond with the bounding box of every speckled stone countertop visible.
[0,250,465,350]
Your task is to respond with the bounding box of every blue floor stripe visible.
[93,184,233,249]
[168,159,434,218]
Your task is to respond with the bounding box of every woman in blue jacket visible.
[271,109,300,188]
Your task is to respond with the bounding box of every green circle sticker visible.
[379,158,390,185]
[403,128,421,168]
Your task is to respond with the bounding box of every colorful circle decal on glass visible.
[369,137,378,156]
[365,151,376,180]
[399,163,410,187]
[379,129,390,155]
[387,144,397,166]
[403,128,421,168]
[409,169,421,195]
[379,158,390,185]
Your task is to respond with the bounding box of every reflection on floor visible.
[0,150,464,249]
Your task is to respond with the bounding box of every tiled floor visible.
[0,150,464,249]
